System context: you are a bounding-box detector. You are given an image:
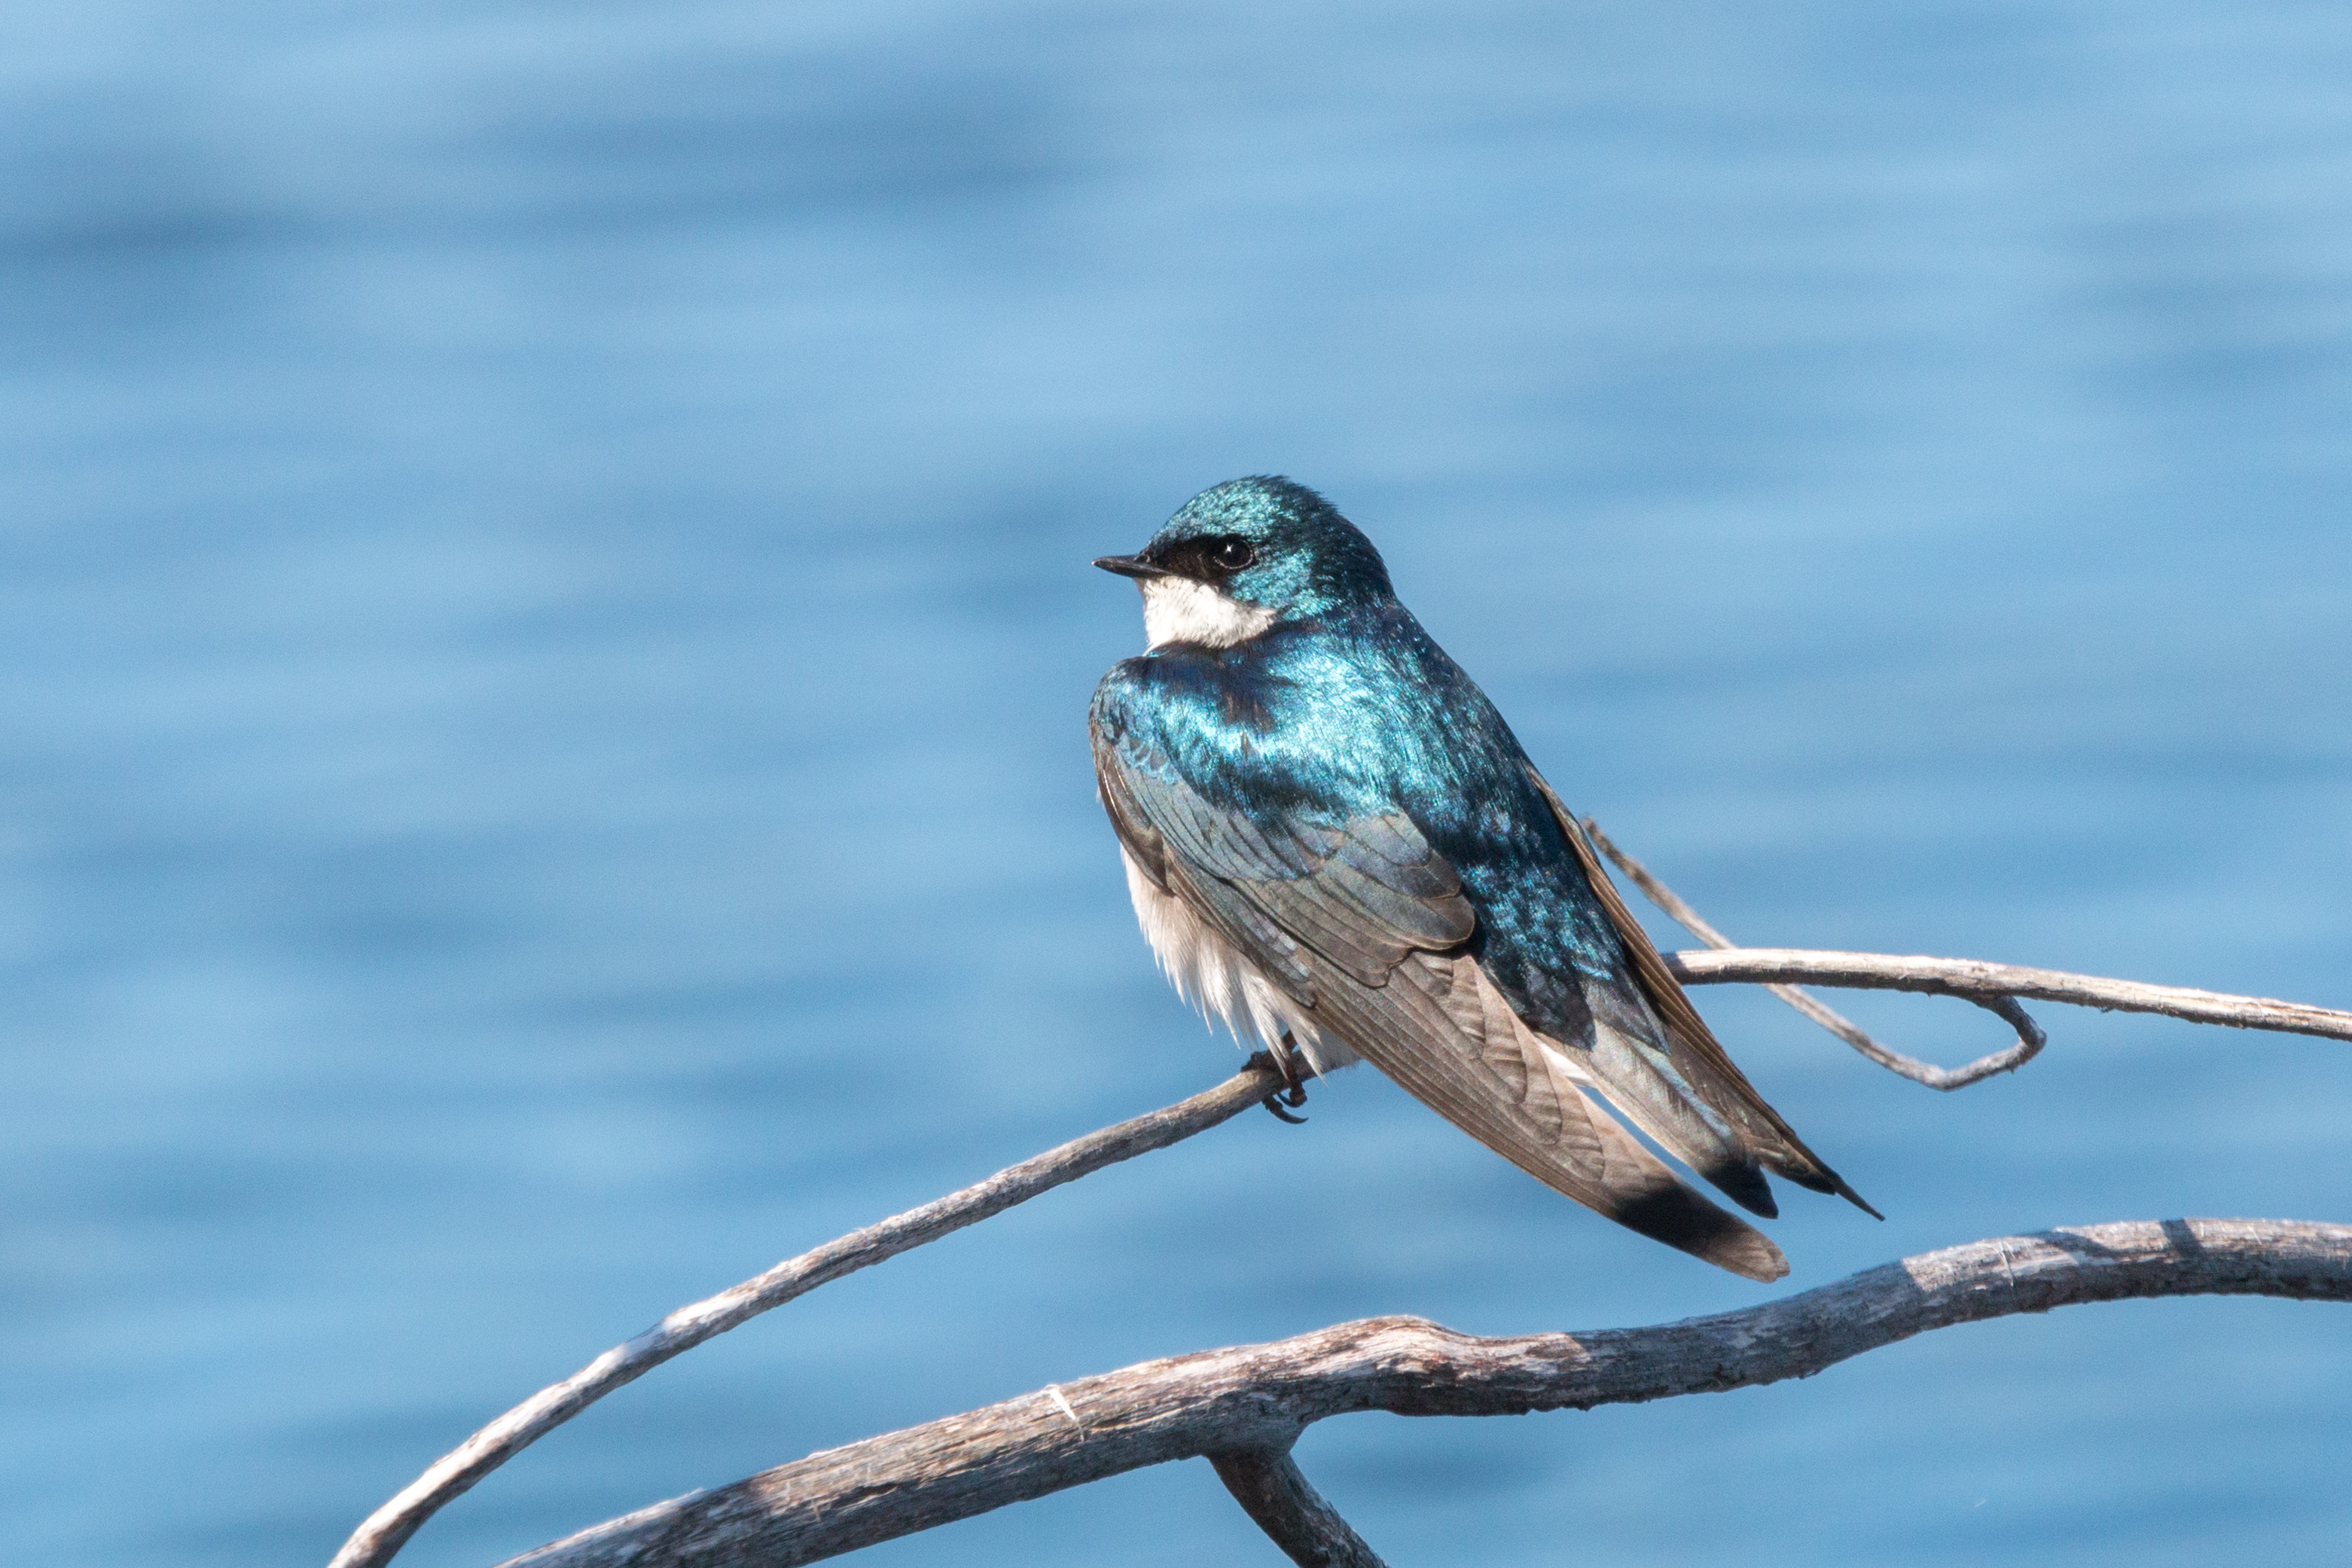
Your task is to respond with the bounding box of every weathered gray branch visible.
[1585,819,2050,1088]
[1210,1448,1392,1568]
[328,1060,1286,1568]
[492,1219,2352,1567]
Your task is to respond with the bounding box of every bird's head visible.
[1094,476,1393,650]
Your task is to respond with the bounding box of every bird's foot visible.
[1246,1035,1310,1124]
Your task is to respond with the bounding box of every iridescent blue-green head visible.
[1094,476,1394,649]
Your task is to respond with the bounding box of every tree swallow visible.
[1091,477,1875,1282]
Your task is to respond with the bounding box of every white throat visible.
[1141,576,1277,650]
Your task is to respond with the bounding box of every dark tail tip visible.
[1769,1155,1885,1222]
[1613,1185,1791,1283]
[1702,1155,1780,1219]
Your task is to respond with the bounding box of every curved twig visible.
[1666,948,2352,1042]
[327,1060,1285,1568]
[1922,993,2048,1089]
[491,1219,2352,1567]
[1582,817,2352,1081]
[1585,819,2052,1087]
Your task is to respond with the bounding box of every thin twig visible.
[1666,948,2352,1042]
[490,1219,2352,1567]
[1584,818,2050,1088]
[328,1060,1284,1568]
[1210,1448,1391,1568]
[1576,819,1743,953]
[1752,972,2045,1091]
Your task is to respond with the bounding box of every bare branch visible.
[1210,1448,1391,1568]
[330,810,2352,1567]
[328,1060,1285,1568]
[1665,948,2352,1042]
[1584,819,2050,1087]
[490,1219,2352,1568]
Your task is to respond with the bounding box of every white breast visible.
[1142,577,1278,650]
[1121,847,1356,1075]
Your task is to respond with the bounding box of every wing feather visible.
[1092,717,1790,1281]
[1526,766,1880,1218]
[1335,949,1788,1281]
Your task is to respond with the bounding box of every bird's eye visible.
[1210,537,1255,572]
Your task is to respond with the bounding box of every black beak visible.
[1093,554,1168,580]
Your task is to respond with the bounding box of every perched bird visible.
[1090,477,1875,1282]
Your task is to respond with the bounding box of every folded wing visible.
[1525,767,1879,1219]
[1094,722,1792,1282]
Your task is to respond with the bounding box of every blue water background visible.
[5,4,2351,1563]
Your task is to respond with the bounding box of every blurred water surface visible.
[5,3,2351,1564]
